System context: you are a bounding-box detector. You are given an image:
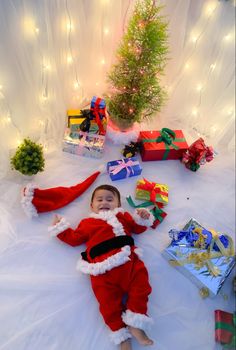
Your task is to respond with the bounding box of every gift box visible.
[90,96,107,135]
[139,128,188,161]
[126,195,167,229]
[67,109,83,127]
[67,109,99,134]
[162,218,235,297]
[182,137,215,171]
[62,129,105,159]
[107,157,142,181]
[215,310,236,349]
[135,178,168,205]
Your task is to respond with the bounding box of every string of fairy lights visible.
[165,1,234,126]
[0,0,235,150]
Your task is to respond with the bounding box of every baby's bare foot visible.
[128,327,153,346]
[120,339,132,350]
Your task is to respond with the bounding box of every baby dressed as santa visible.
[49,184,155,350]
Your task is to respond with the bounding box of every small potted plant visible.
[10,138,45,176]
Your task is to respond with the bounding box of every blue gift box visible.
[162,218,235,297]
[107,157,142,181]
[90,96,106,118]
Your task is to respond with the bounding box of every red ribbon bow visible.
[137,178,168,204]
[90,97,106,135]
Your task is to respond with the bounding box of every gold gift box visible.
[135,179,169,205]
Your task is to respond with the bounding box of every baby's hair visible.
[91,184,121,206]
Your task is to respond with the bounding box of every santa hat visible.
[21,171,101,218]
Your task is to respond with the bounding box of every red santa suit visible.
[49,207,154,345]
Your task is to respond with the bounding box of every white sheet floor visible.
[0,137,235,350]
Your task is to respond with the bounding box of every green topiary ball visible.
[10,138,45,176]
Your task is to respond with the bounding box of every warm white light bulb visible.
[0,85,2,90]
[95,82,99,86]
[192,108,198,116]
[211,125,217,132]
[23,17,36,38]
[184,63,191,70]
[35,27,39,34]
[67,22,74,32]
[74,82,79,89]
[103,28,109,35]
[205,4,217,16]
[196,84,203,91]
[191,35,198,43]
[101,59,105,65]
[43,63,51,71]
[210,63,216,71]
[223,32,234,42]
[227,107,234,116]
[67,55,73,64]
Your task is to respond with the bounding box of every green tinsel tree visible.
[106,0,169,129]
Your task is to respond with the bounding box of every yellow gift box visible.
[67,110,83,127]
[67,109,99,134]
[135,178,169,205]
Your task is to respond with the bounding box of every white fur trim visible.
[134,247,143,258]
[48,217,71,237]
[90,208,126,236]
[109,327,132,345]
[106,121,140,145]
[122,310,153,331]
[21,183,38,218]
[76,245,131,276]
[133,208,155,227]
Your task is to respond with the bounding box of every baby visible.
[49,184,155,350]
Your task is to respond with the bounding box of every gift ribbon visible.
[126,196,166,222]
[109,159,139,177]
[215,313,236,349]
[169,228,235,277]
[90,97,106,135]
[142,128,185,160]
[137,178,168,203]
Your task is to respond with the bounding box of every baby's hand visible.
[52,214,62,226]
[136,208,150,220]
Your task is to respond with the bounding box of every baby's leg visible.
[128,327,153,346]
[123,258,154,346]
[120,339,132,350]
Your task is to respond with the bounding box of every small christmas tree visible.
[11,138,45,176]
[106,0,168,129]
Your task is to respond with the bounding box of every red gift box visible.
[139,129,188,161]
[215,310,235,346]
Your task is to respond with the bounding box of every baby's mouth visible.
[99,207,110,211]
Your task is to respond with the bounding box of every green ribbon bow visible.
[215,313,236,349]
[142,128,185,160]
[126,196,165,222]
[189,162,200,172]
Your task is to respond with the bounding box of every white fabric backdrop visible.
[0,0,235,179]
[0,1,235,350]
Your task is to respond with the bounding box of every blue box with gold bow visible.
[140,128,189,161]
[107,157,142,181]
[162,218,235,297]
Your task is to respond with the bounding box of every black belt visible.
[81,235,134,261]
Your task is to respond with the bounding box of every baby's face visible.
[91,189,120,213]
